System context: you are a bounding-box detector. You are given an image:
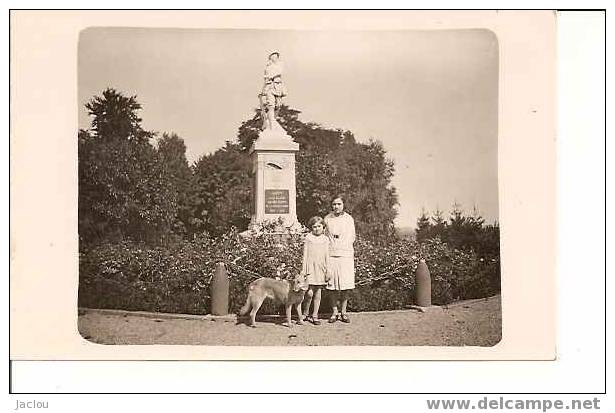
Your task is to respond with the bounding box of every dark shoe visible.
[340,314,350,323]
[312,317,322,325]
[328,314,339,323]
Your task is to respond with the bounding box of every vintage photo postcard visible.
[10,10,556,360]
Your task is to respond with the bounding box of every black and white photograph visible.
[76,27,501,347]
[10,7,609,400]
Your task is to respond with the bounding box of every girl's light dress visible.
[324,212,356,291]
[300,233,330,286]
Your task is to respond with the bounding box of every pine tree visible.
[431,207,447,239]
[415,208,432,242]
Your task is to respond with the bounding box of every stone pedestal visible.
[249,125,300,230]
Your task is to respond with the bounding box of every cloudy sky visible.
[79,28,499,228]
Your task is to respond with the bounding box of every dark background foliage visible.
[78,88,500,315]
[415,204,500,260]
[78,90,399,245]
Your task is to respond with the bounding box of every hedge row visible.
[78,229,500,315]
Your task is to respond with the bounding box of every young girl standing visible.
[300,216,330,325]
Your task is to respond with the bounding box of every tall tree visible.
[85,88,154,143]
[415,208,432,243]
[191,142,253,237]
[156,133,195,235]
[79,88,177,246]
[445,202,467,248]
[431,207,447,237]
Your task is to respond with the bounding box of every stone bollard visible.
[210,262,229,316]
[415,259,432,307]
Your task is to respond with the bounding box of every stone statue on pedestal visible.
[259,51,287,131]
[249,52,300,232]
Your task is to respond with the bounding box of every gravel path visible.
[78,295,501,346]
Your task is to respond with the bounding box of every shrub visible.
[78,239,216,314]
[79,230,500,314]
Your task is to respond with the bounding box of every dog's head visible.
[292,273,309,292]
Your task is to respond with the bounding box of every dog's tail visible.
[238,289,252,316]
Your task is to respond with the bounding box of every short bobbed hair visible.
[307,216,325,228]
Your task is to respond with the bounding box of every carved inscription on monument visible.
[264,189,289,214]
